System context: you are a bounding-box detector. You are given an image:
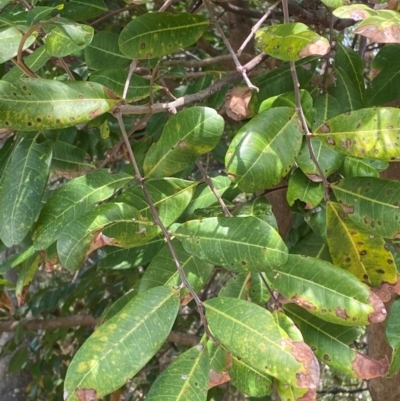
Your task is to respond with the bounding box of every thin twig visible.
[195,160,232,217]
[118,53,267,115]
[203,0,258,91]
[122,60,138,101]
[158,0,176,12]
[237,1,281,56]
[164,53,252,67]
[19,0,32,9]
[57,57,75,80]
[16,25,39,78]
[115,111,215,340]
[281,0,330,201]
[89,5,137,26]
[259,273,279,306]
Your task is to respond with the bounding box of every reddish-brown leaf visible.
[352,354,389,379]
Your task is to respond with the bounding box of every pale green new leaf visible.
[0,79,118,131]
[0,133,52,247]
[33,170,132,250]
[326,201,397,286]
[0,27,37,63]
[314,107,400,161]
[225,107,303,192]
[64,286,179,401]
[255,23,330,61]
[144,107,224,178]
[269,254,386,326]
[119,13,208,59]
[205,297,320,388]
[146,342,209,401]
[331,177,400,238]
[175,216,288,272]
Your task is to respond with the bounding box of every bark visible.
[367,163,400,401]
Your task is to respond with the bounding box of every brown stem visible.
[89,5,137,26]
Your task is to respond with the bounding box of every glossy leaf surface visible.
[175,216,288,272]
[287,169,324,209]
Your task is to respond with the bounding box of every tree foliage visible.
[1,1,400,400]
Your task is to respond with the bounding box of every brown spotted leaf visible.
[331,177,400,239]
[205,297,320,389]
[269,254,387,326]
[326,201,397,286]
[0,79,118,131]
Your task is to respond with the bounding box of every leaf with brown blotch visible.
[367,292,388,323]
[225,86,258,121]
[75,388,98,401]
[291,341,320,388]
[352,354,389,379]
[298,39,330,58]
[372,281,399,302]
[86,232,114,256]
[208,370,230,389]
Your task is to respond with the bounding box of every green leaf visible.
[15,252,40,305]
[296,137,344,178]
[8,347,29,373]
[371,44,400,71]
[312,93,342,130]
[326,201,397,286]
[304,202,328,242]
[64,286,179,401]
[330,67,364,113]
[175,216,288,272]
[51,140,94,177]
[114,178,196,230]
[84,32,131,71]
[119,13,209,59]
[332,177,400,239]
[90,69,161,102]
[333,4,376,20]
[146,342,209,401]
[33,170,132,250]
[57,202,146,271]
[205,297,320,388]
[290,233,332,262]
[0,27,37,64]
[0,79,118,131]
[139,240,214,297]
[314,107,400,161]
[144,107,224,178]
[0,134,52,247]
[269,254,387,326]
[287,169,324,209]
[320,0,347,9]
[97,236,165,270]
[2,46,51,82]
[44,22,94,57]
[61,0,108,21]
[229,354,272,397]
[225,107,303,192]
[386,297,400,376]
[27,6,58,26]
[339,156,388,178]
[367,63,400,106]
[255,23,330,61]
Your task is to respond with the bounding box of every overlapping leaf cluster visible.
[1,1,400,401]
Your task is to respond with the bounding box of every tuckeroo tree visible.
[1,0,400,400]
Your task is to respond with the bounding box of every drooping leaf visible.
[119,13,209,59]
[144,107,224,178]
[146,342,209,401]
[15,252,40,307]
[314,107,400,161]
[175,216,288,272]
[331,177,400,238]
[90,69,161,102]
[0,134,52,247]
[0,79,118,131]
[2,46,50,82]
[64,286,179,401]
[326,201,397,286]
[386,297,400,376]
[255,23,330,61]
[0,26,37,64]
[296,137,344,178]
[138,240,214,298]
[339,156,388,178]
[205,297,320,389]
[33,170,132,250]
[285,304,389,379]
[225,107,303,192]
[269,254,387,326]
[84,31,131,70]
[287,169,324,209]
